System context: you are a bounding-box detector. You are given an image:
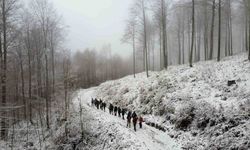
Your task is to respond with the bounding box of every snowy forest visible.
[0,0,250,149]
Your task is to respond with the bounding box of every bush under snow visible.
[95,53,250,149]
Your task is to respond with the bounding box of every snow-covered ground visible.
[1,53,249,150]
[73,88,182,150]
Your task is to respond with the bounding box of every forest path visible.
[73,88,182,150]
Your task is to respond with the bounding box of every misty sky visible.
[52,0,133,57]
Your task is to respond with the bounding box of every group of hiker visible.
[91,98,107,111]
[91,98,143,132]
[125,110,144,131]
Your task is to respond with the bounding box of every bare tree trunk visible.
[19,50,27,120]
[161,0,168,69]
[36,117,42,149]
[36,46,42,102]
[38,101,44,141]
[241,23,244,52]
[225,19,229,57]
[194,32,197,62]
[229,0,233,56]
[0,33,1,112]
[45,54,50,129]
[78,98,84,139]
[132,26,136,78]
[217,0,221,62]
[1,0,8,140]
[11,108,15,150]
[188,17,191,56]
[159,28,162,69]
[63,56,70,120]
[27,45,32,123]
[248,1,250,60]
[210,0,215,60]
[23,20,32,123]
[0,33,1,102]
[148,41,151,70]
[142,0,149,77]
[189,0,195,67]
[197,30,201,62]
[14,60,19,123]
[182,19,185,64]
[151,38,155,71]
[50,31,55,97]
[246,14,248,52]
[178,17,181,64]
[225,0,233,57]
[203,1,208,60]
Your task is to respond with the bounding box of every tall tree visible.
[142,0,149,77]
[217,0,221,62]
[122,12,137,78]
[31,0,60,129]
[210,0,215,60]
[161,0,168,69]
[177,9,182,64]
[22,11,33,123]
[45,53,50,129]
[203,0,209,60]
[225,0,233,57]
[0,0,19,140]
[189,0,195,67]
[247,0,250,60]
[1,0,8,140]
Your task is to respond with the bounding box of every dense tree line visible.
[123,0,250,77]
[0,0,70,141]
[0,0,134,142]
[72,45,132,89]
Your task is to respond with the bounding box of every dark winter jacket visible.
[132,112,138,123]
[127,111,132,120]
[114,106,118,112]
[109,104,113,110]
[118,107,121,113]
[122,109,126,115]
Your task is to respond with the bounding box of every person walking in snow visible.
[100,102,103,110]
[114,106,118,116]
[94,98,98,107]
[132,111,138,131]
[91,98,95,107]
[109,104,114,114]
[138,116,143,129]
[118,107,121,117]
[127,111,132,128]
[100,99,103,110]
[122,108,126,120]
[95,99,100,109]
[103,102,106,112]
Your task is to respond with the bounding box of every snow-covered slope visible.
[92,53,250,149]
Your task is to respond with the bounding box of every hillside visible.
[93,53,250,149]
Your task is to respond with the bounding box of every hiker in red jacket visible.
[139,116,143,129]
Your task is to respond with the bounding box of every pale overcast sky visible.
[51,0,133,57]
